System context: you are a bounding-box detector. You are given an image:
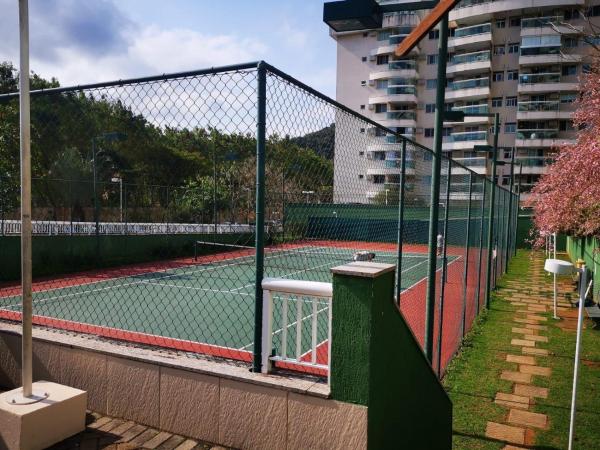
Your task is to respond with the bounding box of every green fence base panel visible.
[0,233,254,281]
[331,267,452,450]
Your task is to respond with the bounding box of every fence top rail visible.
[0,59,516,194]
[262,278,333,298]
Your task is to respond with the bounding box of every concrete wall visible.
[0,323,366,450]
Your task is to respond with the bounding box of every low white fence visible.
[0,220,255,236]
[261,278,333,382]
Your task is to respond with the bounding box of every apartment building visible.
[329,0,600,203]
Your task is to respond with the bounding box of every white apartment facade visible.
[330,0,600,203]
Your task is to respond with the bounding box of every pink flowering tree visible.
[527,64,600,247]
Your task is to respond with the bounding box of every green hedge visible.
[567,236,600,302]
[0,233,253,281]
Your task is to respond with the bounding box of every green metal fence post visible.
[461,172,473,337]
[92,137,100,264]
[253,62,267,373]
[124,183,128,235]
[514,163,522,256]
[506,150,515,263]
[436,160,452,377]
[395,139,407,305]
[485,113,499,309]
[475,179,487,316]
[425,13,449,363]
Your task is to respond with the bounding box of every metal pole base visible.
[5,389,48,405]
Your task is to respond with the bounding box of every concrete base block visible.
[0,380,87,450]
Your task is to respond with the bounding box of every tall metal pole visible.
[514,164,522,256]
[92,138,100,263]
[395,139,407,304]
[424,14,449,363]
[475,179,487,316]
[213,141,218,240]
[461,172,473,337]
[18,0,33,399]
[119,178,123,223]
[505,150,515,270]
[485,113,499,309]
[436,160,452,377]
[253,62,267,373]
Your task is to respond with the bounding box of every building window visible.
[426,79,437,89]
[360,104,365,110]
[583,64,592,73]
[507,70,518,81]
[564,8,580,20]
[360,128,365,133]
[445,102,454,111]
[376,79,388,89]
[361,56,367,62]
[372,175,385,184]
[506,96,517,107]
[493,71,504,82]
[426,103,436,113]
[424,128,434,137]
[428,29,440,39]
[564,37,578,48]
[560,93,576,103]
[377,55,389,65]
[427,54,438,65]
[504,122,516,133]
[443,127,453,137]
[508,43,519,54]
[494,45,505,55]
[560,120,574,131]
[509,17,521,27]
[502,176,510,186]
[492,97,503,107]
[359,151,364,156]
[503,148,513,159]
[495,19,506,28]
[361,80,367,86]
[562,65,577,76]
[358,174,364,179]
[588,5,600,16]
[375,103,388,113]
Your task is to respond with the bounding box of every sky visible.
[0,0,337,98]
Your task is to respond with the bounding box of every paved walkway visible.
[484,253,573,449]
[47,412,232,450]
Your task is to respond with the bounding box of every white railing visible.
[261,278,333,382]
[0,220,255,235]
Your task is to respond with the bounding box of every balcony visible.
[370,62,418,81]
[448,23,492,49]
[521,16,584,36]
[449,104,491,124]
[518,73,579,93]
[452,156,488,174]
[445,77,490,100]
[515,156,554,174]
[378,110,417,128]
[447,50,491,75]
[369,86,418,105]
[515,128,575,147]
[519,50,583,66]
[450,0,585,24]
[517,101,573,120]
[442,130,488,150]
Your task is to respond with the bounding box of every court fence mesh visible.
[0,62,518,378]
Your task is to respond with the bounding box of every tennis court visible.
[0,241,455,366]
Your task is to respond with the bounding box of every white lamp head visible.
[544,258,574,276]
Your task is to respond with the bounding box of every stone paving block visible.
[495,398,530,410]
[508,409,547,429]
[527,305,547,312]
[514,318,542,325]
[519,365,552,377]
[522,347,550,356]
[512,327,535,335]
[524,335,548,343]
[524,324,548,331]
[511,338,535,347]
[174,440,199,450]
[506,354,536,365]
[485,422,525,445]
[526,314,548,322]
[501,371,532,384]
[143,431,172,449]
[496,392,530,405]
[514,384,548,399]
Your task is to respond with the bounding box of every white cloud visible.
[278,21,310,50]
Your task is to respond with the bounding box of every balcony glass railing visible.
[519,72,561,84]
[520,46,560,56]
[452,104,489,114]
[515,156,554,166]
[386,111,416,120]
[388,78,417,87]
[517,101,560,112]
[448,77,489,90]
[516,129,559,139]
[386,134,414,144]
[451,131,487,142]
[452,157,487,166]
[383,160,417,169]
[456,0,492,8]
[449,50,490,66]
[387,86,417,95]
[389,34,408,45]
[454,23,491,38]
[521,16,562,28]
[388,60,417,71]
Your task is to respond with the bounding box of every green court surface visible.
[0,245,453,357]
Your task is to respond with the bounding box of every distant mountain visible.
[290,124,335,160]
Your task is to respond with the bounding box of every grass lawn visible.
[443,250,600,449]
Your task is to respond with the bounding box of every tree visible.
[527,63,600,245]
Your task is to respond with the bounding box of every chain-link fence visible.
[0,61,518,378]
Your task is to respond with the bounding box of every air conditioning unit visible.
[368,79,376,86]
